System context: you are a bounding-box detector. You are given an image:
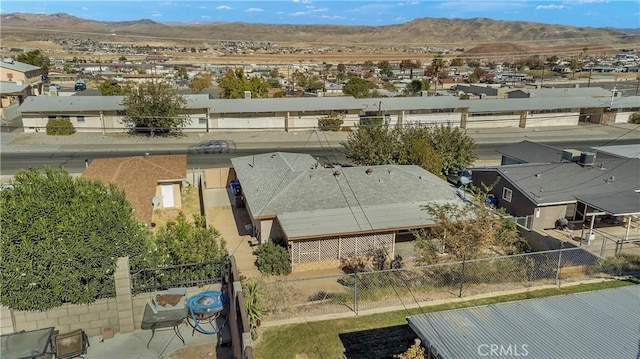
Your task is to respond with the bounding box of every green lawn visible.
[253,279,638,359]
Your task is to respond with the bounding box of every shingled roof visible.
[82,155,187,223]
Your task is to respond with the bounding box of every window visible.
[502,187,513,202]
[199,117,207,125]
[77,116,85,123]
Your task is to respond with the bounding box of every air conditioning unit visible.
[562,149,581,162]
[579,152,596,167]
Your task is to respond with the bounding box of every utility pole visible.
[587,65,593,87]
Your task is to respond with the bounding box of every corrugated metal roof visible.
[0,59,41,72]
[465,96,604,113]
[407,285,640,359]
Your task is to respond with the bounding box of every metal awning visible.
[576,191,640,216]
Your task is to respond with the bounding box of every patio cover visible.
[576,191,640,216]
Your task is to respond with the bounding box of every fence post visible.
[458,255,466,298]
[555,243,564,287]
[353,273,358,315]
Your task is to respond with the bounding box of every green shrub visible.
[254,242,291,275]
[629,112,640,124]
[46,117,76,135]
[318,113,345,131]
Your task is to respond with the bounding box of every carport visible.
[576,191,640,248]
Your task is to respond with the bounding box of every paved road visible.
[2,139,638,175]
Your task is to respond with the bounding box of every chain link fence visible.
[261,247,638,322]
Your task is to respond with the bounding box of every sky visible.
[1,0,639,29]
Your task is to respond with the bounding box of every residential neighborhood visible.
[1,5,640,359]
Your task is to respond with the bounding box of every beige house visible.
[230,152,465,272]
[82,155,187,224]
[0,58,44,95]
[19,94,210,133]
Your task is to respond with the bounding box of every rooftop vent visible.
[579,152,596,167]
[535,173,542,178]
[333,170,341,179]
[365,168,373,175]
[562,149,581,162]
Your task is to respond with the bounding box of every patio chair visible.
[52,329,89,359]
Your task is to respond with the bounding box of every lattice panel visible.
[356,234,376,257]
[377,233,395,255]
[319,238,340,261]
[340,237,356,258]
[297,240,320,263]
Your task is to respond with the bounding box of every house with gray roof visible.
[472,155,640,231]
[609,95,640,124]
[495,140,565,165]
[231,152,465,272]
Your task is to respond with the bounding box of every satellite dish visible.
[460,176,471,186]
[152,196,161,207]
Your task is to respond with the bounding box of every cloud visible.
[289,7,328,16]
[536,4,566,10]
[81,6,88,11]
[347,3,395,13]
[436,1,525,12]
[151,13,162,17]
[564,0,608,4]
[292,0,312,3]
[245,8,264,12]
[320,15,347,20]
[201,15,210,18]
[198,6,207,9]
[216,5,232,10]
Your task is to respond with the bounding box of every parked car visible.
[74,82,87,91]
[447,168,472,186]
[189,140,237,154]
[49,83,61,90]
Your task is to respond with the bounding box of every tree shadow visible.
[339,324,417,359]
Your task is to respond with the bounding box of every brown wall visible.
[472,171,536,217]
[204,167,236,189]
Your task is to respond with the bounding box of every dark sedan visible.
[189,140,237,154]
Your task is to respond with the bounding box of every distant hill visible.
[1,12,639,49]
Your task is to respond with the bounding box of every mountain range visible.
[1,12,639,50]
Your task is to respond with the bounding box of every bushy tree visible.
[342,120,398,165]
[342,122,476,177]
[16,49,50,75]
[98,80,129,96]
[415,188,524,262]
[318,112,345,131]
[254,242,291,275]
[0,168,149,310]
[121,82,190,136]
[189,72,213,92]
[217,68,269,99]
[46,117,75,136]
[425,124,477,175]
[150,213,226,265]
[403,79,430,96]
[342,77,371,98]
